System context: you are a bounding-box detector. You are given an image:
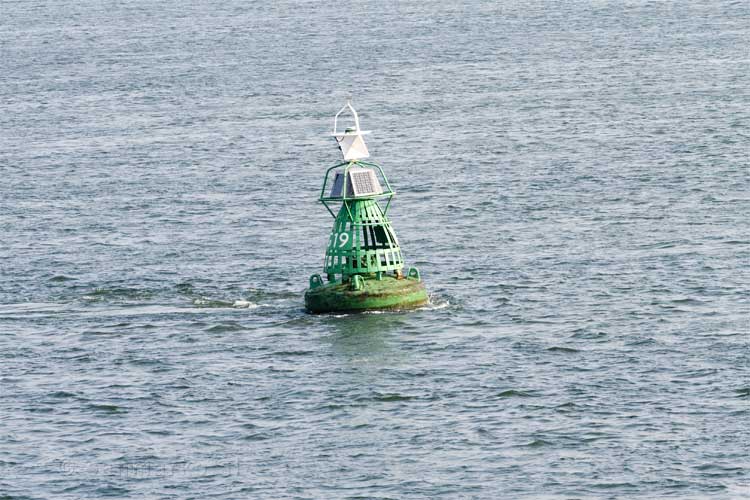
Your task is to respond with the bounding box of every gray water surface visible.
[1,1,749,498]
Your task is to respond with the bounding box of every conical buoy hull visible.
[304,276,428,314]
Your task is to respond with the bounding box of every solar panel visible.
[350,170,376,196]
[329,172,345,197]
[349,167,382,196]
[329,167,383,198]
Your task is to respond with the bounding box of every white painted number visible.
[338,233,349,248]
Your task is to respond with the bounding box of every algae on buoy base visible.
[305,273,427,314]
[304,100,428,314]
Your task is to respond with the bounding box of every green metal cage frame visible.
[323,198,404,279]
[318,160,405,281]
[318,160,396,219]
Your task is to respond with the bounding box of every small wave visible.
[272,350,314,356]
[423,299,451,311]
[0,302,66,314]
[555,402,577,410]
[243,432,272,441]
[671,297,706,305]
[83,287,154,300]
[547,346,580,353]
[87,403,127,414]
[94,486,131,496]
[175,282,195,293]
[496,389,536,398]
[47,391,78,399]
[204,322,246,333]
[695,463,744,472]
[192,298,259,309]
[373,393,416,402]
[420,293,452,311]
[232,300,259,309]
[524,439,553,447]
[49,275,76,282]
[591,482,638,490]
[193,298,233,307]
[637,239,691,249]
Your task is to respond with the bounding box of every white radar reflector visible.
[331,99,371,161]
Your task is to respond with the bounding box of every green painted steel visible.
[319,160,395,217]
[305,275,428,313]
[305,157,428,314]
[324,198,404,278]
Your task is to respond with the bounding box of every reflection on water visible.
[324,311,406,361]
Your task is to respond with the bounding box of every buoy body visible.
[305,274,428,314]
[304,101,428,314]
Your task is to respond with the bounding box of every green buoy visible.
[305,100,428,314]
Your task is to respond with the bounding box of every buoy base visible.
[304,275,428,314]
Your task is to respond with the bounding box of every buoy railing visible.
[318,160,395,218]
